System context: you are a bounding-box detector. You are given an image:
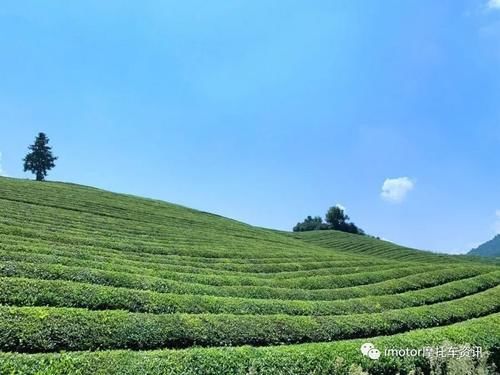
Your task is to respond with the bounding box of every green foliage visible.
[1,260,489,300]
[421,341,496,375]
[293,216,329,232]
[0,286,498,352]
[0,313,498,375]
[325,205,348,226]
[0,271,497,316]
[293,206,364,234]
[23,133,58,181]
[325,206,364,234]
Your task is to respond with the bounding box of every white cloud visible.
[488,0,500,9]
[0,152,6,177]
[381,177,415,203]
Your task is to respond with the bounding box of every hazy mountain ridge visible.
[469,235,500,257]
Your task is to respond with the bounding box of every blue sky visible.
[1,0,499,254]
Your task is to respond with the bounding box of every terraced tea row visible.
[1,253,416,288]
[1,271,498,315]
[3,313,496,375]
[0,239,393,275]
[1,286,498,352]
[290,230,461,263]
[2,260,487,300]
[1,241,397,281]
[0,248,446,289]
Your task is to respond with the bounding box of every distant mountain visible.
[468,235,500,257]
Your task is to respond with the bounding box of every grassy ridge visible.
[0,177,499,374]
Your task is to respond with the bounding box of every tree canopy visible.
[23,132,58,181]
[292,216,329,232]
[293,206,364,235]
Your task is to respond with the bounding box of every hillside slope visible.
[0,177,499,374]
[289,230,455,262]
[289,230,500,265]
[469,235,500,257]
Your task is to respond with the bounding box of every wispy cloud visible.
[488,0,500,10]
[495,209,500,234]
[0,152,6,177]
[381,177,415,203]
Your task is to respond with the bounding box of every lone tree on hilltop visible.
[23,132,57,181]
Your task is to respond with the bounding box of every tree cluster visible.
[293,206,364,235]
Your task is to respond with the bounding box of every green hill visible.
[0,177,499,374]
[469,235,500,257]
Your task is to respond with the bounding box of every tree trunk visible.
[36,171,44,181]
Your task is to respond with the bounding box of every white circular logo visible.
[361,343,375,356]
[361,343,381,360]
[367,348,381,360]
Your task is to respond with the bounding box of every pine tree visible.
[23,132,58,181]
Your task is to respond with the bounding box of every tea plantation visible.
[0,177,499,374]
